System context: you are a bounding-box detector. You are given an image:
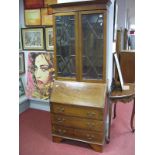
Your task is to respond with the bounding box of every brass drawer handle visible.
[87,122,95,128]
[56,117,65,123]
[56,107,65,113]
[86,134,95,140]
[57,129,66,134]
[87,112,96,117]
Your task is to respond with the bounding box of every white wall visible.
[106,0,115,90]
[117,0,135,30]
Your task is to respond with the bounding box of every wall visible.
[117,0,135,30]
[19,0,49,112]
[19,0,114,111]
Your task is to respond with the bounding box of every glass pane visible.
[55,15,76,77]
[82,13,104,80]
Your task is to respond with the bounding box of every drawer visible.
[52,125,74,137]
[52,103,103,120]
[51,113,103,132]
[74,128,104,144]
[52,125,104,144]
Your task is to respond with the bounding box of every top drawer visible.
[51,103,104,120]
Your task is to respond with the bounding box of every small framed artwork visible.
[45,27,54,51]
[42,15,53,26]
[19,52,25,75]
[41,8,53,26]
[21,27,45,50]
[19,78,25,97]
[113,52,124,90]
[24,9,41,26]
[19,28,22,50]
[24,0,44,9]
[113,0,118,41]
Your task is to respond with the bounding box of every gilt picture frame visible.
[21,27,45,50]
[19,52,25,75]
[45,27,54,51]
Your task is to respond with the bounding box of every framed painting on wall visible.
[19,28,22,50]
[19,52,25,75]
[45,27,54,50]
[21,27,45,50]
[24,0,44,9]
[25,9,41,26]
[27,52,55,100]
[19,78,25,97]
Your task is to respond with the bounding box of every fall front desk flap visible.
[50,80,107,108]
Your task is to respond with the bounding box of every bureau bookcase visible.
[50,0,111,152]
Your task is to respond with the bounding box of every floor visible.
[19,101,135,155]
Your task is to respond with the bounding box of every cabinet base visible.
[52,136,103,152]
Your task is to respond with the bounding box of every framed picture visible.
[19,52,25,75]
[45,27,54,51]
[24,0,44,9]
[41,8,53,25]
[24,9,41,26]
[21,27,45,50]
[19,78,25,97]
[113,52,124,90]
[113,0,118,41]
[19,28,22,50]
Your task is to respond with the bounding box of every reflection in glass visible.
[55,15,76,77]
[82,13,104,80]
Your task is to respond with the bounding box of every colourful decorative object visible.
[26,52,55,100]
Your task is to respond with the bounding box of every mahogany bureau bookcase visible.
[49,0,111,152]
[50,80,107,152]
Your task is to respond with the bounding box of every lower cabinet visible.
[50,80,107,152]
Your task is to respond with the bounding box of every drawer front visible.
[51,114,103,132]
[52,125,104,144]
[52,125,74,137]
[74,128,104,144]
[52,103,103,120]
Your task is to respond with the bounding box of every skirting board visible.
[19,99,30,114]
[29,99,50,111]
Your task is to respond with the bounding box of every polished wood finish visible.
[51,114,104,131]
[89,144,103,152]
[44,0,57,7]
[116,30,121,54]
[52,136,63,143]
[52,103,104,120]
[50,80,107,152]
[50,0,111,13]
[123,28,128,50]
[106,83,135,143]
[51,81,107,108]
[119,51,135,83]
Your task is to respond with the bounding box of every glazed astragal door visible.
[79,10,106,83]
[54,12,78,80]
